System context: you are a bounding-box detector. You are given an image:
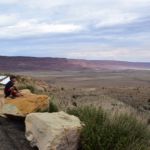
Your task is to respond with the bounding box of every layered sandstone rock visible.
[1,89,49,117]
[25,111,82,150]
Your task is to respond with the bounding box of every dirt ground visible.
[22,70,150,114]
[0,116,37,150]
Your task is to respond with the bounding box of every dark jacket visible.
[4,81,14,98]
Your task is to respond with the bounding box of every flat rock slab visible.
[25,111,82,150]
[1,90,49,117]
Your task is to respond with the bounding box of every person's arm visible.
[13,86,19,92]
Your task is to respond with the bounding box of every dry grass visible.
[68,106,150,150]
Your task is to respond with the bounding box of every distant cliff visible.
[0,56,150,71]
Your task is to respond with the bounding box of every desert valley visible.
[0,56,150,150]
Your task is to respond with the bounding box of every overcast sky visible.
[0,0,150,61]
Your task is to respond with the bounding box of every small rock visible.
[147,99,150,103]
[143,105,150,111]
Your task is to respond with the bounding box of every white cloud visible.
[117,0,150,7]
[32,0,147,28]
[0,14,18,26]
[0,19,82,38]
[0,0,149,33]
[0,0,19,4]
[95,12,138,27]
[23,0,69,9]
[22,0,150,10]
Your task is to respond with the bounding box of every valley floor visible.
[17,70,150,118]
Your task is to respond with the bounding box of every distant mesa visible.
[0,55,150,71]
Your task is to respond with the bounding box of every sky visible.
[0,0,150,62]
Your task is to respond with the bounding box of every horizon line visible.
[0,55,150,63]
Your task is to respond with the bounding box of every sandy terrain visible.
[17,70,150,112]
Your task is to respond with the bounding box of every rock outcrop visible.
[0,97,5,117]
[25,111,82,150]
[1,89,49,117]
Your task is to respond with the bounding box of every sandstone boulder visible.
[0,97,5,117]
[0,91,5,117]
[25,111,82,150]
[1,89,49,117]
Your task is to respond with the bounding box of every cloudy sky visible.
[0,0,150,61]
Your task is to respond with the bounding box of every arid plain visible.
[17,70,150,122]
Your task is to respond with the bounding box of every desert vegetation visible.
[68,106,150,150]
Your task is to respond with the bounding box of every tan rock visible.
[0,97,5,117]
[20,89,32,95]
[0,90,5,117]
[0,90,4,96]
[25,111,82,150]
[1,89,49,117]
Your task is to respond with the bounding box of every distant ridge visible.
[0,55,150,71]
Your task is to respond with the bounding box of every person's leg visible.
[11,90,23,97]
[4,88,11,98]
[11,90,17,97]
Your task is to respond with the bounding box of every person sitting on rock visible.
[4,75,22,98]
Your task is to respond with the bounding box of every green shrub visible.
[68,106,150,150]
[48,96,59,113]
[18,84,36,93]
[49,102,59,112]
[24,85,35,93]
